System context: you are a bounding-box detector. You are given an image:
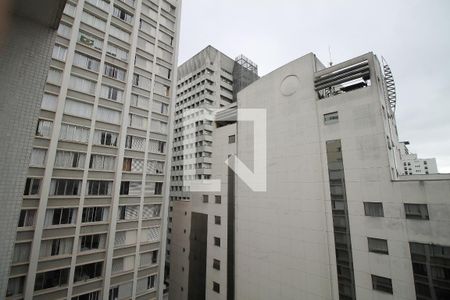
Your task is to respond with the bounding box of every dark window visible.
[74,262,103,282]
[404,203,429,220]
[214,216,221,225]
[24,178,41,195]
[155,182,163,195]
[203,195,209,203]
[51,208,75,225]
[72,290,100,300]
[213,281,220,293]
[120,181,130,195]
[324,111,339,124]
[371,275,393,294]
[368,237,389,255]
[87,180,111,196]
[82,207,105,223]
[364,202,384,217]
[34,268,69,291]
[214,237,221,247]
[215,195,221,204]
[80,234,101,251]
[213,259,220,270]
[109,287,119,300]
[228,135,235,144]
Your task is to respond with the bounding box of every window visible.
[153,101,169,115]
[139,250,158,267]
[86,0,110,11]
[214,237,221,247]
[156,64,171,79]
[371,275,393,294]
[213,259,220,270]
[364,202,384,217]
[81,11,106,31]
[45,208,76,226]
[140,227,160,243]
[109,282,134,300]
[404,203,429,220]
[73,52,100,71]
[154,182,163,195]
[203,195,209,203]
[129,113,148,129]
[64,99,93,118]
[213,281,220,293]
[97,106,121,124]
[215,195,221,204]
[18,209,36,227]
[12,242,31,263]
[139,19,156,36]
[107,43,128,61]
[93,130,118,147]
[39,238,73,257]
[101,85,123,102]
[151,119,168,134]
[80,234,105,251]
[324,111,339,124]
[49,179,81,196]
[115,230,137,247]
[125,135,146,151]
[55,150,86,168]
[87,180,112,196]
[78,31,103,50]
[74,262,103,282]
[112,255,135,274]
[82,207,108,222]
[69,75,96,94]
[228,135,235,144]
[41,93,58,111]
[110,25,130,42]
[90,154,115,171]
[104,63,126,81]
[120,181,130,195]
[57,22,71,39]
[159,30,173,46]
[368,237,389,254]
[142,204,161,219]
[59,123,90,143]
[23,178,41,195]
[118,205,139,220]
[214,216,221,225]
[109,286,119,300]
[154,82,170,96]
[6,276,25,297]
[72,290,100,300]
[149,139,166,153]
[133,73,151,89]
[131,93,150,109]
[34,268,70,291]
[47,68,63,85]
[52,44,67,61]
[113,6,133,23]
[36,119,53,137]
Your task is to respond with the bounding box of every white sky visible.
[177,0,450,173]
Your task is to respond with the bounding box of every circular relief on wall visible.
[280,75,300,96]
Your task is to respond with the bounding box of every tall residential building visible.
[399,141,438,175]
[167,46,257,299]
[235,52,450,299]
[3,0,181,299]
[0,0,67,296]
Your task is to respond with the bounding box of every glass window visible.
[324,111,339,124]
[364,202,384,217]
[404,203,429,220]
[368,237,389,255]
[371,275,393,294]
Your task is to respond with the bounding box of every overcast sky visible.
[177,0,450,173]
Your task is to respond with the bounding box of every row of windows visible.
[363,202,430,220]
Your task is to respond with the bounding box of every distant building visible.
[399,141,438,175]
[167,46,258,299]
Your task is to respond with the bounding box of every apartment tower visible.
[4,0,181,299]
[167,46,257,300]
[235,53,450,299]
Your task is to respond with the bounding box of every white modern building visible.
[235,52,450,300]
[399,141,438,175]
[2,0,181,299]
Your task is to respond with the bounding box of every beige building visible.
[236,52,450,300]
[2,0,181,299]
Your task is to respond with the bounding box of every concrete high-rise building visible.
[236,52,450,300]
[167,46,258,299]
[399,141,438,175]
[0,0,67,297]
[2,0,181,299]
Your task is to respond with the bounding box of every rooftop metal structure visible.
[382,57,397,113]
[235,54,258,74]
[232,54,259,100]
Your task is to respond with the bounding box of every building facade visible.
[0,0,67,296]
[399,142,438,175]
[167,46,257,299]
[4,0,181,299]
[235,52,450,300]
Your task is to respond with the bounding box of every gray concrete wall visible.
[0,16,57,296]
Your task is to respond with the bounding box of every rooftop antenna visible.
[328,46,333,66]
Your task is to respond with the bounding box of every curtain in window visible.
[157,46,172,62]
[93,130,118,146]
[137,37,154,54]
[112,258,124,274]
[141,227,160,242]
[60,124,90,143]
[129,114,148,129]
[139,20,156,37]
[104,64,126,81]
[52,45,67,61]
[131,94,150,109]
[156,64,170,79]
[119,206,139,220]
[110,25,130,42]
[55,150,86,168]
[30,148,47,167]
[101,85,123,102]
[106,43,128,61]
[126,135,145,151]
[150,119,167,134]
[73,52,100,71]
[139,252,152,267]
[41,93,58,112]
[90,154,115,170]
[159,30,172,45]
[129,182,142,196]
[153,101,168,115]
[47,68,63,85]
[13,243,31,263]
[148,140,164,153]
[97,106,121,124]
[57,23,71,39]
[69,75,96,94]
[142,204,161,219]
[81,11,106,31]
[86,0,110,12]
[131,159,144,172]
[114,231,126,247]
[147,160,164,174]
[64,99,93,119]
[144,181,155,195]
